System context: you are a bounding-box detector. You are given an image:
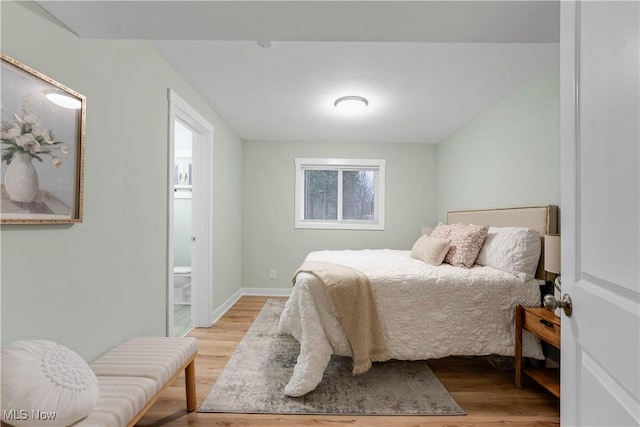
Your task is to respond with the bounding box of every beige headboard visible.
[447,205,558,281]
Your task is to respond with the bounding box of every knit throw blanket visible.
[293,261,390,374]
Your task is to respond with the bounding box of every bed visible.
[279,205,558,397]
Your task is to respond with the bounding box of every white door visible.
[560,1,639,426]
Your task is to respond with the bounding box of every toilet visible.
[174,266,191,304]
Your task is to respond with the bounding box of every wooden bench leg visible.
[185,359,197,412]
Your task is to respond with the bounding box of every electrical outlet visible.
[270,269,277,279]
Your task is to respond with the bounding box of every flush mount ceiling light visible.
[334,95,369,114]
[45,90,81,110]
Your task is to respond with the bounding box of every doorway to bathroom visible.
[167,89,213,337]
[173,120,193,336]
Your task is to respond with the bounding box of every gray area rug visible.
[199,299,465,415]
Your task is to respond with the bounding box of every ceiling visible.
[37,1,560,144]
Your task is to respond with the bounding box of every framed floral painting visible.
[1,53,85,224]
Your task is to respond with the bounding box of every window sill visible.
[295,221,385,231]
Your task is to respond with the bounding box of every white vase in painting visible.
[4,152,40,203]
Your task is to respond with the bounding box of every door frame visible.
[167,89,214,336]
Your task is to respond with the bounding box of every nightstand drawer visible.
[523,312,560,348]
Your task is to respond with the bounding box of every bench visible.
[72,337,198,427]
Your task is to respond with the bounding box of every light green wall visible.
[436,66,560,221]
[242,141,437,288]
[0,1,243,360]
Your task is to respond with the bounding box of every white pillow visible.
[1,340,99,426]
[476,226,541,281]
[410,234,451,266]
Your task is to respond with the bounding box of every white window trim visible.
[295,158,386,230]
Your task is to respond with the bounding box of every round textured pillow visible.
[1,340,99,426]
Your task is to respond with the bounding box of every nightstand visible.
[515,304,560,398]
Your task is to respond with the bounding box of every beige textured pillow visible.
[431,223,489,268]
[410,235,451,266]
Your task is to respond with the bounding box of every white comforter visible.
[279,249,544,397]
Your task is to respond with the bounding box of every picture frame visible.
[1,53,86,224]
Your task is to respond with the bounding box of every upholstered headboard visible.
[447,205,559,280]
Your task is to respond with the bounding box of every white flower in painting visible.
[33,128,55,144]
[2,102,69,169]
[16,133,41,154]
[1,122,21,139]
[14,108,41,126]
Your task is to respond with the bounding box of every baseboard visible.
[209,287,291,325]
[241,287,292,297]
[209,289,243,325]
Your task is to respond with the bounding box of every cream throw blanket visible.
[293,261,390,374]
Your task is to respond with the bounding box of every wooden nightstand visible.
[515,304,560,398]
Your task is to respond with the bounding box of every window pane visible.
[304,170,338,220]
[342,170,375,220]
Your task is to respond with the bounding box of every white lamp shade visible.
[544,235,561,274]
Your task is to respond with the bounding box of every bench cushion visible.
[90,337,197,386]
[71,376,157,427]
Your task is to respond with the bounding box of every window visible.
[295,158,385,230]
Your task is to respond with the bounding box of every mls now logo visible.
[3,410,28,421]
[3,409,57,421]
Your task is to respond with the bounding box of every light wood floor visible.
[137,296,560,427]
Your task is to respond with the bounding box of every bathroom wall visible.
[173,122,193,268]
[173,195,192,267]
